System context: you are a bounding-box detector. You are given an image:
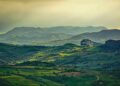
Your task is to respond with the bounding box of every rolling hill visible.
[0,43,48,65]
[0,40,120,71]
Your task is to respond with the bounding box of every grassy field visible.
[0,66,120,86]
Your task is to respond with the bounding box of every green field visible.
[0,66,120,86]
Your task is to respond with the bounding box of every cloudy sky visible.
[0,0,120,33]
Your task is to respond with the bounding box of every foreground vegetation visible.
[0,40,120,86]
[0,66,120,86]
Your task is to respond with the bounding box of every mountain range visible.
[0,26,107,45]
[71,29,120,43]
[0,26,120,46]
[43,29,120,46]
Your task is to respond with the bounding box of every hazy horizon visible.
[0,0,120,33]
[0,25,109,34]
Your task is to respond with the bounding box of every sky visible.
[0,0,120,33]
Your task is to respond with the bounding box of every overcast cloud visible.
[0,0,120,33]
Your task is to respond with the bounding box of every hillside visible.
[0,43,48,65]
[45,29,120,46]
[0,40,120,70]
[34,43,120,70]
[71,29,120,43]
[0,27,72,45]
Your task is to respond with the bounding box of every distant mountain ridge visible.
[71,29,120,43]
[42,26,107,35]
[44,29,120,46]
[0,26,107,45]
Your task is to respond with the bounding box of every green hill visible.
[0,40,120,71]
[0,43,48,65]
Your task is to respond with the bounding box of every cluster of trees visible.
[101,40,120,52]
